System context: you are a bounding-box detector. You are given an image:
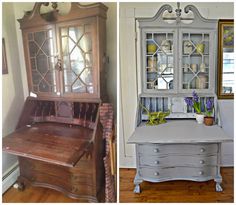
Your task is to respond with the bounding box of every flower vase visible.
[195,113,204,124]
[204,116,214,126]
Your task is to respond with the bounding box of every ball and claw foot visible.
[216,182,223,192]
[134,184,141,193]
[13,182,25,191]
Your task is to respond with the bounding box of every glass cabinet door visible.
[180,31,212,92]
[27,28,58,95]
[143,30,176,93]
[58,22,95,97]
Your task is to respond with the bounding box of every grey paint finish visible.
[133,142,224,193]
[139,154,218,167]
[130,4,232,194]
[138,4,217,95]
[128,120,232,144]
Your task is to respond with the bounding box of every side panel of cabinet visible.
[22,25,60,98]
[141,28,178,94]
[56,17,99,99]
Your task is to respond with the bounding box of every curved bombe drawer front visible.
[139,166,217,181]
[138,143,218,156]
[19,157,96,196]
[139,155,217,167]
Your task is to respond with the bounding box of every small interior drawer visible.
[139,154,217,167]
[137,143,218,156]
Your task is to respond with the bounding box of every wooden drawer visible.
[138,143,218,156]
[139,166,217,180]
[139,154,217,167]
[19,157,95,195]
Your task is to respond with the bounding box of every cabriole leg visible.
[214,176,223,192]
[216,182,223,192]
[134,173,143,194]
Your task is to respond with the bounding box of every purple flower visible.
[206,99,213,111]
[192,91,199,102]
[184,97,194,107]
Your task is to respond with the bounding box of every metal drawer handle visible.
[199,171,204,175]
[154,172,159,176]
[200,148,205,153]
[154,160,159,164]
[200,160,205,164]
[153,148,159,153]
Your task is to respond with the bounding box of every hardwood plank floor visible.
[119,167,234,203]
[3,185,105,203]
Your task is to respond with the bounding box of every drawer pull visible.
[200,160,205,164]
[200,148,205,153]
[199,171,204,175]
[153,148,159,153]
[154,160,159,164]
[154,172,159,176]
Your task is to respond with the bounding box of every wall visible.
[104,2,117,115]
[2,3,25,176]
[119,2,234,167]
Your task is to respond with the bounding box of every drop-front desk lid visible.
[2,122,93,167]
[128,120,233,144]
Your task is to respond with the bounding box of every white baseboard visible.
[2,165,20,194]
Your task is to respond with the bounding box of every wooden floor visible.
[2,186,83,203]
[119,168,234,203]
[2,185,105,203]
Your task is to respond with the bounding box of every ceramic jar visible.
[196,75,208,89]
[147,43,157,54]
[195,113,205,124]
[200,63,206,72]
[183,41,193,54]
[204,116,214,126]
[147,57,157,71]
[196,43,205,54]
[161,40,171,53]
[191,64,198,73]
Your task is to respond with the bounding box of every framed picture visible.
[2,38,8,75]
[217,20,234,99]
[223,25,234,48]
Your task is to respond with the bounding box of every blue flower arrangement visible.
[205,98,214,117]
[184,91,202,114]
[184,91,214,116]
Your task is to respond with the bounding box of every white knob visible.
[199,171,204,175]
[154,148,159,153]
[154,172,159,176]
[56,92,60,96]
[154,160,159,164]
[200,148,205,153]
[200,160,205,164]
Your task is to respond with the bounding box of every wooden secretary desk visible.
[3,2,108,202]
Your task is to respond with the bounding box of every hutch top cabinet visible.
[138,4,217,95]
[20,2,108,101]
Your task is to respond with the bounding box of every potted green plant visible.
[184,91,205,124]
[204,99,214,126]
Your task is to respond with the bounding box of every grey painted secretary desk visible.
[128,4,232,193]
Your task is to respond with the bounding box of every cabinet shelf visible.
[182,54,209,57]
